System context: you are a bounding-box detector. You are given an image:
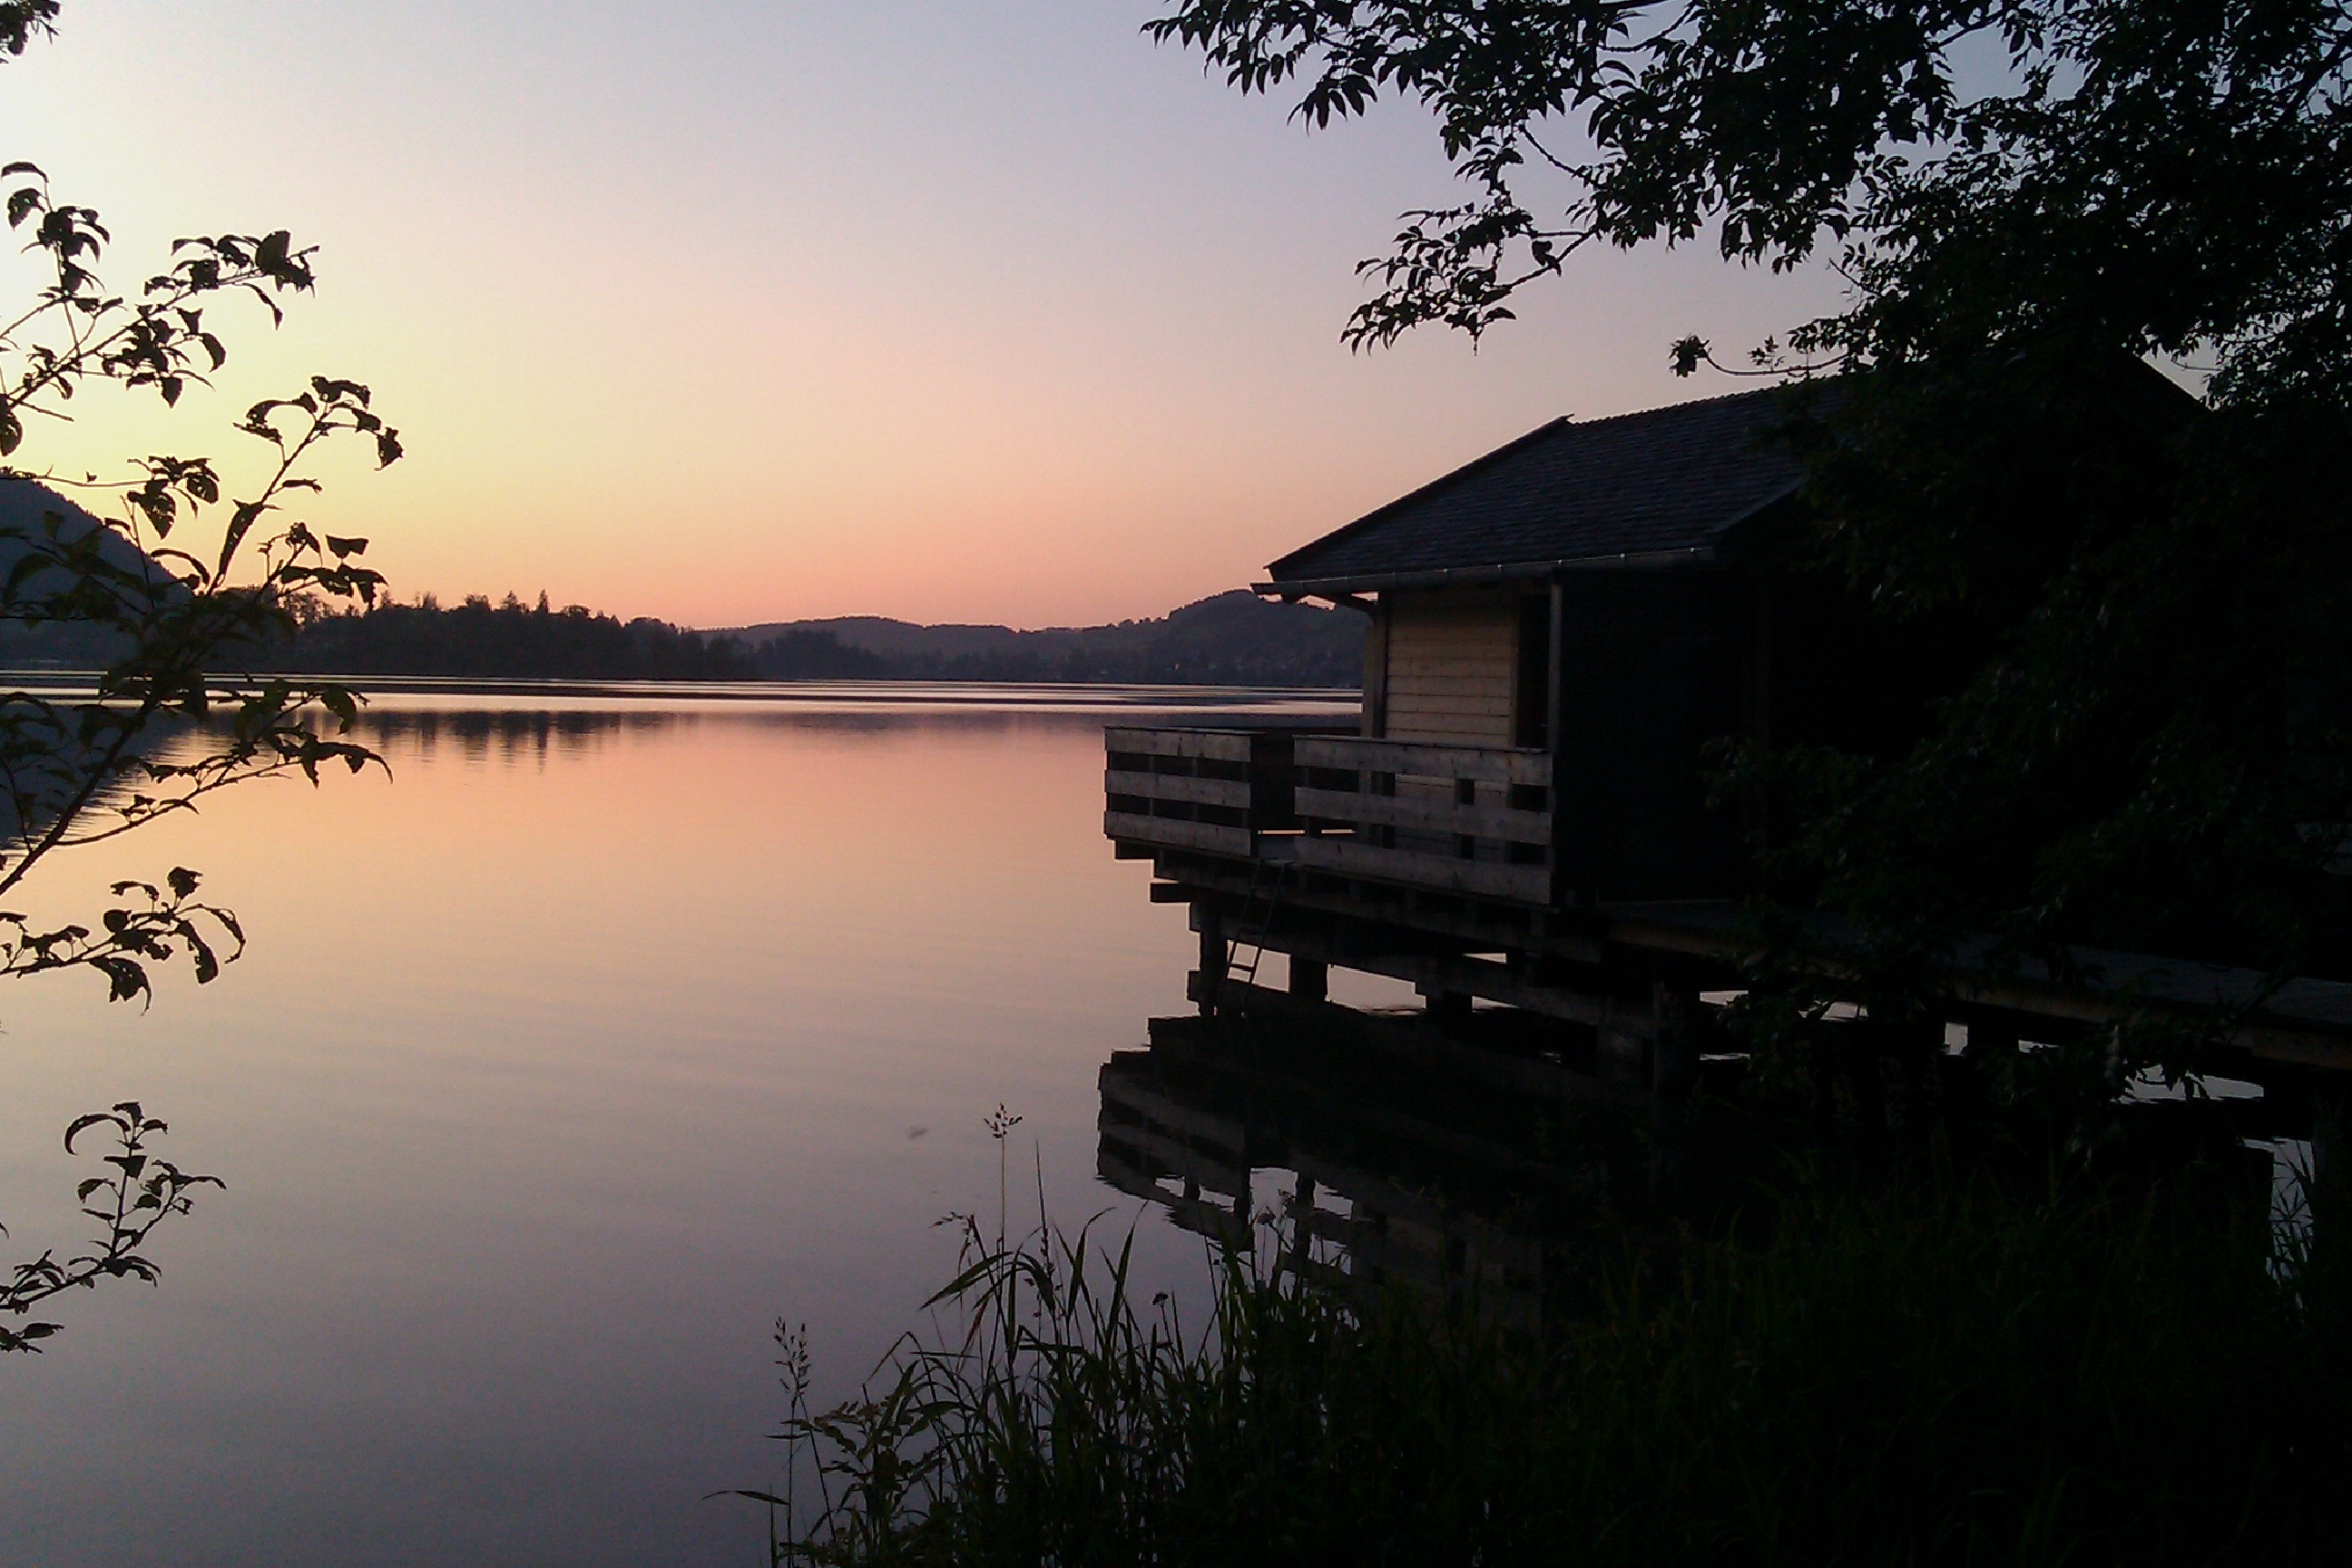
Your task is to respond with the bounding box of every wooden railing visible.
[1104,727,1554,906]
[1102,726,1315,858]
[1291,736,1553,905]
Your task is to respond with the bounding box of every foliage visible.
[0,158,397,977]
[749,1155,2349,1566]
[1,12,398,1351]
[1148,0,2351,372]
[1150,0,2352,1083]
[749,628,895,681]
[0,1102,219,1354]
[0,2,54,61]
[276,592,760,681]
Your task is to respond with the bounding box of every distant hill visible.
[0,551,1367,689]
[717,591,1362,687]
[0,479,173,669]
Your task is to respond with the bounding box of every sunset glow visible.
[0,2,1836,627]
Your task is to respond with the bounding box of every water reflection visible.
[1096,994,2308,1343]
[1099,1006,1749,1333]
[326,681,1355,769]
[0,687,1348,1568]
[346,705,1281,763]
[352,706,677,763]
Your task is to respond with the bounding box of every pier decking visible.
[1106,723,2352,1098]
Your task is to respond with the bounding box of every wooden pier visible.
[1107,723,2352,1116]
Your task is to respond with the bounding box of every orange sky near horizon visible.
[0,2,1838,631]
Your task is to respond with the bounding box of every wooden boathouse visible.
[1104,387,2352,1105]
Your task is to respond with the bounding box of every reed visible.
[743,1153,2351,1567]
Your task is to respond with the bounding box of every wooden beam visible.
[1292,838,1551,904]
[1295,787,1551,846]
[1296,736,1552,786]
[1104,813,1252,858]
[1104,769,1251,809]
[1103,727,1255,763]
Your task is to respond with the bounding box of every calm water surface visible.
[0,685,1390,1567]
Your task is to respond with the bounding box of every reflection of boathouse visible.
[1098,1006,1740,1332]
[1106,389,2352,1101]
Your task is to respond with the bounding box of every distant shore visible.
[0,671,1359,708]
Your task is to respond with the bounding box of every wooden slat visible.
[1095,1147,1250,1212]
[1386,663,1509,681]
[1390,636,1514,652]
[1387,642,1516,660]
[1104,769,1250,809]
[1387,644,1515,663]
[1098,1155,1249,1242]
[1386,674,1516,697]
[1297,737,1552,786]
[1387,668,1513,686]
[1295,787,1551,845]
[1106,1106,1240,1159]
[1292,837,1552,903]
[1391,615,1515,635]
[1387,723,1515,746]
[1387,696,1514,718]
[1102,727,1254,762]
[1387,684,1513,703]
[1104,811,1252,857]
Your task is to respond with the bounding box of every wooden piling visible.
[1195,902,1228,1017]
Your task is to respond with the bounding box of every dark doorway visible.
[1514,593,1552,750]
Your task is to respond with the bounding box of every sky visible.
[0,1,1839,629]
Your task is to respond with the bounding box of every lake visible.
[0,684,1405,1567]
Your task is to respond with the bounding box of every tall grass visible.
[744,1154,2350,1566]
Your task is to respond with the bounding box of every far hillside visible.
[0,532,1364,687]
[275,593,757,681]
[720,591,1362,687]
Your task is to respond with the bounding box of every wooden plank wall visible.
[1379,588,1520,745]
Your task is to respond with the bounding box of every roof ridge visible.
[1264,381,1813,581]
[1264,379,1823,587]
[1561,378,1808,428]
[1264,414,1574,579]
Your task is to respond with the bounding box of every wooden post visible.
[1596,1002,1650,1088]
[1963,1010,2022,1057]
[1196,902,1227,1016]
[1546,578,1567,907]
[1422,985,1473,1023]
[2308,1083,2346,1273]
[1362,596,1390,739]
[1545,579,1565,753]
[1289,956,1328,1002]
[1651,982,1700,1097]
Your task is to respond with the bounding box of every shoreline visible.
[0,671,1361,710]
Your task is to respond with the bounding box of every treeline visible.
[730,591,1362,686]
[273,593,758,681]
[3,581,1363,688]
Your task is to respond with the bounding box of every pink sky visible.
[1,2,1838,629]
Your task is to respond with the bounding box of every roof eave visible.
[1257,544,1721,601]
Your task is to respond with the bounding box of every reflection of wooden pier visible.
[1097,1000,1739,1331]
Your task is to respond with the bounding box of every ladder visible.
[1220,858,1290,1014]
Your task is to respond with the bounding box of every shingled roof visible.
[1262,386,1812,593]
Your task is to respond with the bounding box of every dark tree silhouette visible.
[1,6,398,1351]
